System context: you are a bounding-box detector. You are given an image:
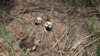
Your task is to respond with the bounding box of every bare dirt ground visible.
[0,0,100,56]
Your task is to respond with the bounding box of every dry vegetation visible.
[0,0,100,56]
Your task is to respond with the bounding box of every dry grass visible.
[0,0,100,56]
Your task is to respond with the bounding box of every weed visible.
[96,43,100,56]
[84,19,100,56]
[0,13,33,56]
[85,19,100,36]
[0,17,15,56]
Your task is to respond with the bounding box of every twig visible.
[0,46,7,56]
[19,5,66,14]
[51,28,68,49]
[38,49,67,56]
[75,37,100,56]
[49,1,60,49]
[84,38,100,48]
[38,49,51,56]
[52,28,60,49]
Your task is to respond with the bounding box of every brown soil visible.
[0,0,100,56]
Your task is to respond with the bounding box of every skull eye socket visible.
[35,20,41,25]
[45,25,52,32]
[46,23,49,26]
[38,20,41,21]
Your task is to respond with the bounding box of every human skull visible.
[44,21,53,32]
[35,17,42,25]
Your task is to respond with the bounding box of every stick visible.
[51,28,68,49]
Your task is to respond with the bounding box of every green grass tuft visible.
[85,20,100,36]
[96,43,100,56]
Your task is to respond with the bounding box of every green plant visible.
[85,20,95,34]
[96,43,100,56]
[0,17,15,56]
[0,13,33,56]
[68,0,86,7]
[85,19,100,56]
[85,20,100,36]
[58,0,67,3]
